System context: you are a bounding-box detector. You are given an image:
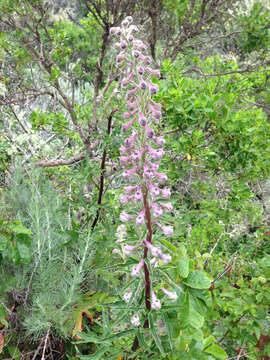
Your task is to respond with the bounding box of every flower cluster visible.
[111,17,177,327]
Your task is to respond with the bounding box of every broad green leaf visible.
[177,256,189,278]
[184,270,212,289]
[204,344,228,360]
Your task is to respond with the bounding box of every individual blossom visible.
[131,259,144,278]
[123,290,132,303]
[131,313,140,327]
[161,287,178,300]
[151,291,161,310]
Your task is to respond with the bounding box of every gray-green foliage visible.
[0,166,93,340]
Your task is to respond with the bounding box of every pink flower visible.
[146,67,160,78]
[151,203,163,218]
[124,185,138,193]
[136,209,145,225]
[161,287,178,300]
[145,124,154,138]
[123,244,137,256]
[112,249,121,255]
[125,131,137,147]
[140,78,147,90]
[133,50,140,58]
[158,202,173,211]
[149,82,159,95]
[161,225,173,236]
[151,291,161,310]
[122,117,136,132]
[160,253,172,264]
[153,171,167,183]
[138,112,146,126]
[145,240,162,257]
[150,99,162,110]
[131,259,144,277]
[120,145,128,155]
[120,194,128,204]
[126,86,139,100]
[123,166,138,179]
[148,103,162,120]
[120,211,133,222]
[148,182,160,198]
[161,188,171,198]
[134,188,142,201]
[143,165,153,179]
[137,66,144,75]
[155,136,165,146]
[120,156,130,167]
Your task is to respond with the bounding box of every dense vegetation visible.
[0,0,269,359]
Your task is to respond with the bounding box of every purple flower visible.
[149,82,159,95]
[145,124,154,138]
[121,41,127,49]
[131,259,144,277]
[140,78,147,90]
[137,66,144,75]
[138,112,146,126]
[133,50,140,58]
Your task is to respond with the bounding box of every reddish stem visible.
[142,184,152,313]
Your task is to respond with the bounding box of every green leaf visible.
[204,344,228,360]
[177,256,189,278]
[184,270,212,289]
[148,313,165,355]
[162,313,173,351]
[179,294,204,329]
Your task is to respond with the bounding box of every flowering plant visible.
[111,17,178,337]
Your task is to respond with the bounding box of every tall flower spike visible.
[113,17,175,318]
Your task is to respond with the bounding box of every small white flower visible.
[131,313,140,327]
